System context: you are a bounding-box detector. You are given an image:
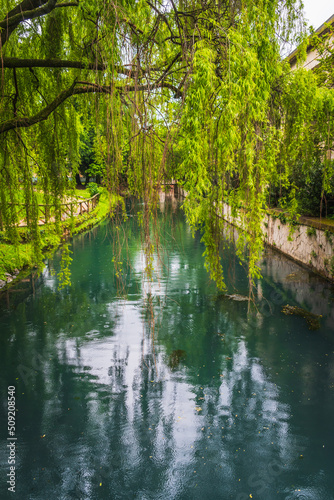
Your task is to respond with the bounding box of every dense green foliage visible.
[1,0,334,290]
[269,158,334,217]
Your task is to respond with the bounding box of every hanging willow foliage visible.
[0,0,333,290]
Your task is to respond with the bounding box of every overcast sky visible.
[302,0,333,30]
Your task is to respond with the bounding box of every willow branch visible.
[55,2,79,7]
[78,80,182,97]
[0,0,78,46]
[0,80,79,133]
[155,52,181,86]
[146,1,174,38]
[1,56,179,78]
[1,56,132,76]
[0,79,181,133]
[0,0,58,30]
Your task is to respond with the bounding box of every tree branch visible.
[77,80,182,97]
[0,79,181,134]
[1,56,185,82]
[0,79,79,133]
[55,2,79,7]
[1,56,132,76]
[146,1,174,39]
[120,17,144,36]
[154,52,181,86]
[0,0,57,30]
[2,0,48,22]
[0,0,78,46]
[121,82,182,97]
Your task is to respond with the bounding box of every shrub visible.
[293,159,334,217]
[269,158,334,217]
[87,182,100,197]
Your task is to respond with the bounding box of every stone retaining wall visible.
[220,203,334,282]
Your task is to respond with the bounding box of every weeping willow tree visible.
[1,0,334,290]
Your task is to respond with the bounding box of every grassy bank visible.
[0,188,111,284]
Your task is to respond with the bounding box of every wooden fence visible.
[0,192,100,229]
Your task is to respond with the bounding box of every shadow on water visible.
[0,195,334,499]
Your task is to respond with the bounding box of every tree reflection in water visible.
[0,198,333,499]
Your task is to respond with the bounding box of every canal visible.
[0,199,334,499]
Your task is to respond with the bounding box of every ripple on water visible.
[283,487,329,500]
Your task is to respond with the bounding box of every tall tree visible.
[1,0,333,289]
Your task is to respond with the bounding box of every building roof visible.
[287,13,334,66]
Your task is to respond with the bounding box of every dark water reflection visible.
[0,199,334,499]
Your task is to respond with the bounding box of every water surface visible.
[1,200,334,499]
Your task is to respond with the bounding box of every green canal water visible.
[1,199,334,499]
